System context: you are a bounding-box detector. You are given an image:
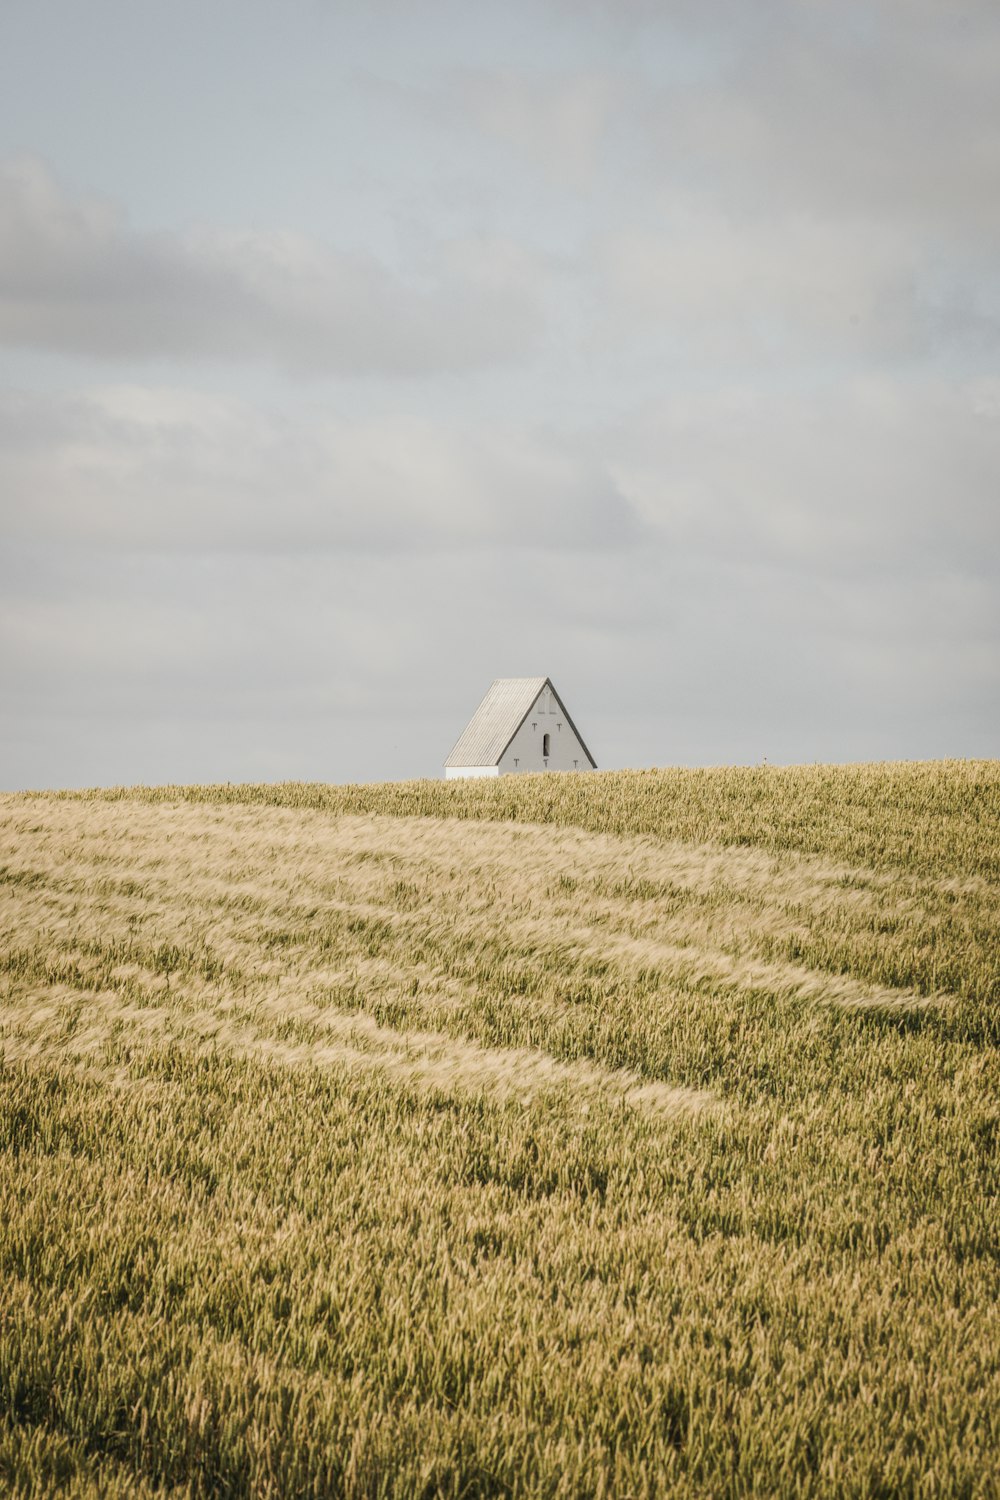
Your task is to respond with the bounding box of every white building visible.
[445,677,597,779]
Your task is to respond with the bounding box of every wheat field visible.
[1,761,998,1497]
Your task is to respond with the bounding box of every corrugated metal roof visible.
[445,678,547,768]
[445,677,596,770]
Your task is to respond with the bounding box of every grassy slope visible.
[1,762,998,1498]
[52,757,1000,879]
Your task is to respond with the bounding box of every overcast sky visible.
[2,0,998,788]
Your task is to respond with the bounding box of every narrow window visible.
[543,732,550,757]
[513,758,519,767]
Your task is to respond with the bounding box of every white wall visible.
[497,685,594,774]
[445,765,500,779]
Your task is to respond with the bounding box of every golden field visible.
[1,761,998,1497]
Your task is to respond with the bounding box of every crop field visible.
[1,761,998,1497]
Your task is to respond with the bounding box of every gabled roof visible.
[445,677,596,769]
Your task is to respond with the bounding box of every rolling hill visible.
[1,762,998,1497]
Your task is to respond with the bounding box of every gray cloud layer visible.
[0,386,640,553]
[0,158,543,374]
[2,0,998,787]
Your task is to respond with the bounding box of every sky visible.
[1,0,998,788]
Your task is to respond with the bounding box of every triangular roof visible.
[445,677,596,769]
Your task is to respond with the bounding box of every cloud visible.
[4,372,996,742]
[0,157,544,373]
[3,487,997,789]
[568,5,1000,363]
[464,71,616,185]
[363,9,1000,367]
[0,384,641,554]
[376,68,620,189]
[638,8,1000,240]
[2,0,999,787]
[596,211,927,361]
[602,375,1000,576]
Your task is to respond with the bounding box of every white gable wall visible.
[445,765,500,780]
[497,686,593,774]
